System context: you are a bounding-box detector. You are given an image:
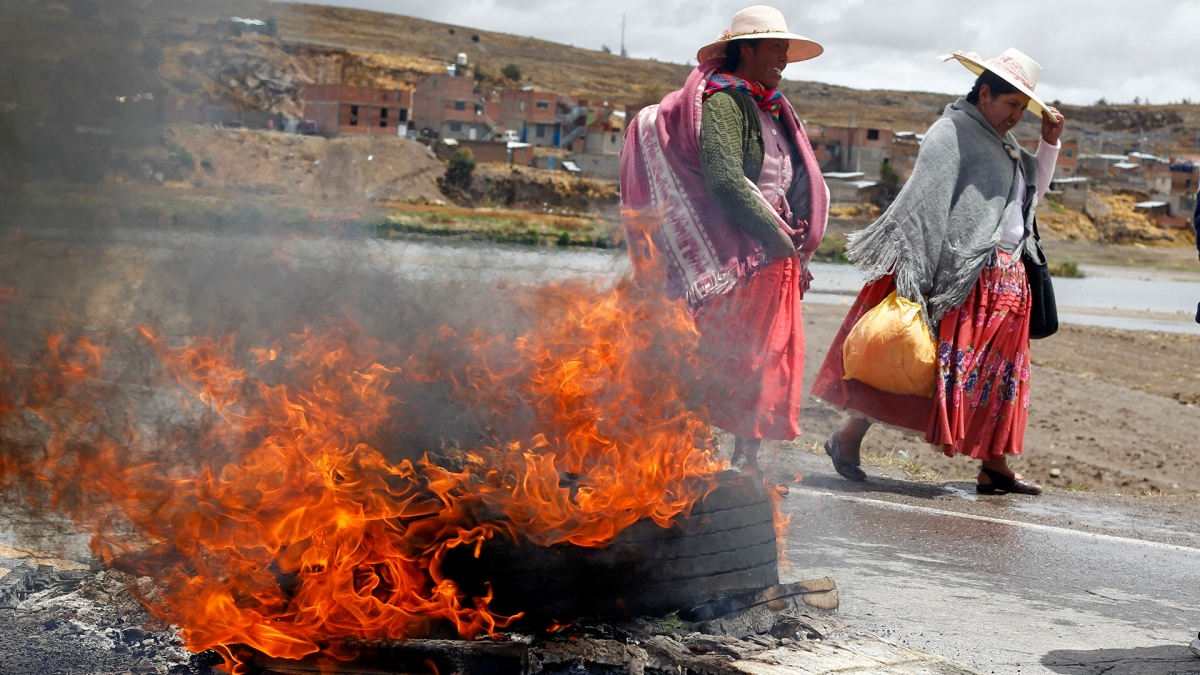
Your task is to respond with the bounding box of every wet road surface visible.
[768,446,1200,674]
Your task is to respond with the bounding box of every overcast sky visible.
[300,0,1199,106]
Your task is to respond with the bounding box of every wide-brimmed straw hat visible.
[696,5,823,64]
[941,48,1050,118]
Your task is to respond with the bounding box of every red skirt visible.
[694,256,804,441]
[810,251,1031,460]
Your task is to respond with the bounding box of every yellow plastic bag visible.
[842,291,937,398]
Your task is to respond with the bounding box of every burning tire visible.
[444,472,778,625]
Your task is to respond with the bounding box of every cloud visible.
[300,0,1200,105]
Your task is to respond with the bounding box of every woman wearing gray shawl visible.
[810,48,1065,495]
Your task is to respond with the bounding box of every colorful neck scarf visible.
[703,70,785,120]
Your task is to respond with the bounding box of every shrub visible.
[473,65,495,85]
[501,64,522,82]
[1048,261,1082,278]
[167,142,194,169]
[874,160,900,208]
[811,232,850,264]
[444,148,476,191]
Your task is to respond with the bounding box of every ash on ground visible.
[0,565,221,675]
[0,563,849,675]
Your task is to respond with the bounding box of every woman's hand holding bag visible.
[842,291,937,398]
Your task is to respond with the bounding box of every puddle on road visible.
[997,495,1200,546]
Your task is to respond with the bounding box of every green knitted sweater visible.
[699,89,782,246]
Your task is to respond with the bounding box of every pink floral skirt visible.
[810,251,1031,460]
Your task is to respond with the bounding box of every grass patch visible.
[1043,193,1067,213]
[166,141,195,168]
[811,231,850,264]
[377,207,619,249]
[798,440,941,483]
[1048,260,1083,278]
[862,448,942,482]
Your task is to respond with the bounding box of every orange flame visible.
[0,233,732,670]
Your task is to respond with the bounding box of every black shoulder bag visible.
[1023,218,1058,339]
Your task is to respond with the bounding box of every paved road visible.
[766,446,1200,675]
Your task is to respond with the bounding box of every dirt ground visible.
[796,302,1200,497]
[805,214,1200,498]
[161,125,446,203]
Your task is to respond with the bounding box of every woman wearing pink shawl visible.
[620,5,829,471]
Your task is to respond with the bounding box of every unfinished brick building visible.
[302,84,412,137]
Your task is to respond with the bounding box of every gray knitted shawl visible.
[846,98,1039,329]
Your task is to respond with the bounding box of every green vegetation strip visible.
[377,212,619,249]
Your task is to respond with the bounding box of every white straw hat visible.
[941,48,1050,118]
[696,5,823,64]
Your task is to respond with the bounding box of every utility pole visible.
[849,112,858,173]
[620,14,627,58]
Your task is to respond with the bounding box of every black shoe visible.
[976,466,1042,495]
[824,431,866,482]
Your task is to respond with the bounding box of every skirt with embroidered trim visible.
[694,255,804,441]
[810,250,1032,460]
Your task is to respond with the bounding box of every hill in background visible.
[92,0,1200,150]
[273,2,1198,151]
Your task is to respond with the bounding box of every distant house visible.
[1049,176,1089,211]
[1076,153,1130,180]
[1134,200,1170,219]
[412,74,499,141]
[1170,162,1198,216]
[1143,160,1173,197]
[1016,138,1079,179]
[230,16,276,36]
[888,131,922,182]
[581,102,624,156]
[564,102,625,180]
[434,139,534,166]
[499,89,588,150]
[302,85,411,137]
[1058,139,1079,177]
[823,171,878,204]
[807,126,894,180]
[1170,162,1197,196]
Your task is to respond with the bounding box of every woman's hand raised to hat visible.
[1041,106,1065,145]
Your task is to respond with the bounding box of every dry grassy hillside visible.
[130,1,1200,143]
[278,4,955,128]
[3,0,1199,198]
[280,4,1200,147]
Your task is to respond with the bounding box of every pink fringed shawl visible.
[620,59,829,310]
